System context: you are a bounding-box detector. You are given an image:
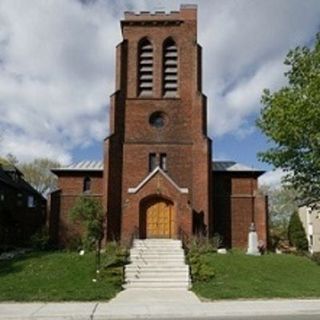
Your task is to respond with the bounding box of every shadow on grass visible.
[104,259,127,269]
[0,251,54,277]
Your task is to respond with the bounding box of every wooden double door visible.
[144,198,174,238]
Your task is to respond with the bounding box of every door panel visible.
[146,200,172,238]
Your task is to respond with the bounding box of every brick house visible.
[49,5,268,249]
[0,164,46,246]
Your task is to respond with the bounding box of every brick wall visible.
[50,171,103,246]
[104,5,211,241]
[213,172,268,248]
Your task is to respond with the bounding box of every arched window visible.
[138,38,153,96]
[163,38,178,97]
[83,176,91,193]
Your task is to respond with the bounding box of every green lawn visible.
[0,249,125,301]
[192,251,320,300]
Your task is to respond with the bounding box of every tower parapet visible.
[122,4,197,26]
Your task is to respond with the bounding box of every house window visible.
[27,196,35,208]
[310,235,313,246]
[160,153,167,171]
[149,153,157,172]
[17,193,23,207]
[163,38,178,97]
[83,176,91,193]
[138,38,153,97]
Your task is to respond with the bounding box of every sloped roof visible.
[212,161,265,175]
[0,168,17,188]
[0,166,44,198]
[51,160,264,175]
[52,160,103,172]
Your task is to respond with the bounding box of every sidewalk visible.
[1,290,320,319]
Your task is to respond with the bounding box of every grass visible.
[192,251,320,300]
[0,248,126,301]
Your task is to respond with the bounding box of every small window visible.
[149,153,157,172]
[310,235,313,246]
[83,176,91,193]
[17,193,23,207]
[160,153,167,171]
[27,196,35,208]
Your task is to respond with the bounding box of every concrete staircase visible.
[124,239,191,289]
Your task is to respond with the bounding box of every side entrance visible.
[140,196,175,238]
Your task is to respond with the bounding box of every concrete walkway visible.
[1,291,320,319]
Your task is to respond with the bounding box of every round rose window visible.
[149,111,167,128]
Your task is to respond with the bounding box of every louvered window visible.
[163,39,178,97]
[138,39,153,96]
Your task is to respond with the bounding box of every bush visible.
[288,211,308,251]
[184,235,218,255]
[311,252,320,265]
[187,248,215,282]
[30,227,50,250]
[65,236,83,252]
[103,242,128,272]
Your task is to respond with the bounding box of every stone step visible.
[123,282,190,289]
[125,270,189,276]
[126,277,189,283]
[125,273,188,278]
[133,240,182,246]
[130,251,184,258]
[130,247,184,254]
[134,239,181,242]
[129,259,186,265]
[133,244,183,248]
[125,265,189,272]
[126,274,189,281]
[125,239,190,290]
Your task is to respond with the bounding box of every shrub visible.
[288,211,308,251]
[30,227,50,250]
[184,235,218,255]
[69,196,104,250]
[65,236,83,252]
[187,248,215,282]
[311,252,320,265]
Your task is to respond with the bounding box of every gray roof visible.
[212,161,264,173]
[52,160,103,172]
[52,160,264,174]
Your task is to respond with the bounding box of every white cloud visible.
[259,168,287,188]
[0,0,120,163]
[0,0,319,163]
[200,0,320,138]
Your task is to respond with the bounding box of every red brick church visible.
[50,5,267,249]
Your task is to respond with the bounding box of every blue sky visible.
[0,0,319,186]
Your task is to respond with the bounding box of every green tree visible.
[260,184,298,243]
[69,196,105,269]
[257,33,320,207]
[18,158,61,195]
[288,211,308,251]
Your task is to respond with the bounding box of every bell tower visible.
[104,4,212,240]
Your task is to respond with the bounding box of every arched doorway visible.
[140,196,175,238]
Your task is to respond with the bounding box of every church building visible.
[50,5,268,249]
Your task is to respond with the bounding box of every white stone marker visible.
[246,222,261,256]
